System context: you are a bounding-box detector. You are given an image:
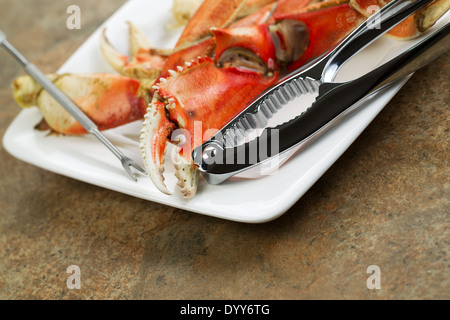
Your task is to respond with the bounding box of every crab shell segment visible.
[274,0,317,15]
[277,1,365,71]
[141,26,281,198]
[175,0,248,49]
[212,24,278,69]
[160,37,217,80]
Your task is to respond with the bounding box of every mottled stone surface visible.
[0,0,448,300]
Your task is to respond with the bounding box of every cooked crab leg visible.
[13,73,149,135]
[175,0,279,49]
[100,0,275,86]
[101,0,275,84]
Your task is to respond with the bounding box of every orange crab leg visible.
[143,57,279,197]
[13,73,149,135]
[176,0,280,48]
[160,58,279,150]
[165,25,281,155]
[161,0,280,77]
[159,0,277,82]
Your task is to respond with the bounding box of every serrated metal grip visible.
[222,77,321,147]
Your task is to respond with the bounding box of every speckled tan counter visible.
[0,0,448,300]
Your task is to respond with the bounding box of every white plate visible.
[3,0,449,223]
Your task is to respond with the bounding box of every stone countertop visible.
[0,0,448,300]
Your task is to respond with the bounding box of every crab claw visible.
[140,99,176,195]
[140,76,200,197]
[139,90,200,198]
[141,26,280,198]
[174,149,200,198]
[100,22,170,88]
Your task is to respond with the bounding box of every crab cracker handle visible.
[199,0,433,146]
[271,21,450,166]
[193,0,435,180]
[198,20,449,184]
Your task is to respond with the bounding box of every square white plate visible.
[3,0,448,223]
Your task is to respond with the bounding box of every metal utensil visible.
[0,29,147,181]
[193,0,449,184]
